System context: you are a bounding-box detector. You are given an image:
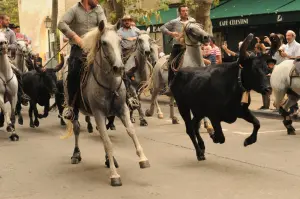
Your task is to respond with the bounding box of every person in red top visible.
[210,38,222,64]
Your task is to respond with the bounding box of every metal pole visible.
[48,29,51,59]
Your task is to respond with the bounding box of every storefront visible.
[211,0,300,52]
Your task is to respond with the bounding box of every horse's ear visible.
[99,20,105,32]
[114,19,121,31]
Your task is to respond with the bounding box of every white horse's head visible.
[136,31,152,57]
[0,32,8,55]
[16,40,29,56]
[183,22,210,45]
[83,20,124,76]
[149,40,160,66]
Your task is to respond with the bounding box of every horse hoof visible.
[145,109,153,117]
[139,160,150,169]
[172,117,179,124]
[131,118,136,123]
[111,177,122,187]
[30,124,35,128]
[71,156,82,164]
[34,120,39,127]
[158,113,164,119]
[9,134,19,141]
[6,125,14,133]
[61,119,66,126]
[140,119,148,127]
[244,137,257,147]
[288,131,296,135]
[18,117,23,125]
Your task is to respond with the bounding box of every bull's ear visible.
[98,20,105,32]
[114,19,121,31]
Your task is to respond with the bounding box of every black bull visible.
[170,34,273,161]
[22,54,64,128]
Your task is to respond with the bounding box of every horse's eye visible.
[102,41,107,45]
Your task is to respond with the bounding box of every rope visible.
[42,42,69,68]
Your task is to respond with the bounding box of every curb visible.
[140,97,300,122]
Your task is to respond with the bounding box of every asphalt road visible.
[1,101,300,199]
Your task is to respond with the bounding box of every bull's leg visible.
[0,111,4,127]
[118,105,150,169]
[240,108,260,146]
[31,102,40,127]
[209,119,225,144]
[177,104,202,160]
[193,117,205,160]
[29,102,34,128]
[71,120,82,164]
[106,116,116,130]
[170,97,179,124]
[93,111,122,186]
[137,96,147,126]
[38,101,49,118]
[16,101,23,125]
[85,116,93,133]
[279,95,299,135]
[57,101,66,126]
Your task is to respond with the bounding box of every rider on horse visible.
[58,0,107,121]
[160,4,195,95]
[0,14,30,105]
[117,15,140,63]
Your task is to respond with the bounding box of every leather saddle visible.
[289,58,300,77]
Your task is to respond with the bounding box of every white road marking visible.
[232,129,300,135]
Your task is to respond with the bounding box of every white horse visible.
[0,32,19,141]
[145,21,214,133]
[271,59,300,135]
[12,40,29,73]
[63,21,150,186]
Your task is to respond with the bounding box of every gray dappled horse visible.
[145,21,214,133]
[63,21,150,186]
[0,32,19,141]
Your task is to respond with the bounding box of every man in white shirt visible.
[281,30,300,59]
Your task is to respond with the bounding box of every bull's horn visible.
[239,33,254,58]
[54,54,65,72]
[33,58,43,73]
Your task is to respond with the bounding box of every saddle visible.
[289,59,300,77]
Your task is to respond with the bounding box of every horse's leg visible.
[279,95,299,135]
[240,107,260,146]
[85,116,93,133]
[118,106,150,168]
[137,96,148,126]
[145,88,162,118]
[29,101,34,128]
[94,111,122,186]
[170,96,179,124]
[71,120,82,164]
[130,110,135,123]
[9,93,19,141]
[106,116,116,130]
[203,117,214,135]
[0,95,17,141]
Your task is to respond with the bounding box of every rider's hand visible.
[280,51,288,58]
[264,37,271,45]
[126,37,137,41]
[73,34,83,48]
[170,32,180,38]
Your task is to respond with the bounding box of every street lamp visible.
[44,16,52,59]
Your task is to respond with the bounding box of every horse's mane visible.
[82,23,115,66]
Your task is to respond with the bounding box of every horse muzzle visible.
[112,66,125,76]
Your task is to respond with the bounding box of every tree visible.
[0,0,19,24]
[51,0,59,61]
[182,0,219,35]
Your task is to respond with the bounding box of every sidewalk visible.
[140,91,300,122]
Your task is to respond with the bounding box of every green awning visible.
[211,0,294,19]
[276,0,300,13]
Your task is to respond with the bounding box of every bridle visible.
[183,22,203,47]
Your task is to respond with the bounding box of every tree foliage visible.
[100,0,170,25]
[0,0,19,24]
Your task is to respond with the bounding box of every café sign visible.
[219,18,249,27]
